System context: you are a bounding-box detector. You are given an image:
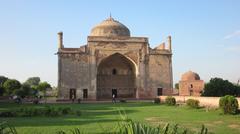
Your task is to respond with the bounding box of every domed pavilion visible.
[179,71,204,96]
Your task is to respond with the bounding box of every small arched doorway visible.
[97,53,136,99]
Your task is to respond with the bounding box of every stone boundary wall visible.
[159,96,240,108]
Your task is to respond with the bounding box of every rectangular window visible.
[83,89,88,98]
[157,88,163,96]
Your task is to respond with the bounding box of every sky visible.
[0,0,240,86]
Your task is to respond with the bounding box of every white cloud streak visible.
[226,45,240,52]
[224,30,240,40]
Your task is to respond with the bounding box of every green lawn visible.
[0,102,240,134]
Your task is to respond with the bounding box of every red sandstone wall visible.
[159,96,240,108]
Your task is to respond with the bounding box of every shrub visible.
[186,99,200,108]
[153,98,160,104]
[165,96,176,106]
[61,107,72,115]
[219,95,239,114]
[0,106,80,117]
[44,106,61,117]
[0,111,17,117]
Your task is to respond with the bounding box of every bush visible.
[165,96,176,106]
[61,107,72,115]
[0,106,80,117]
[153,98,160,104]
[44,106,61,117]
[219,95,239,114]
[186,99,200,108]
[0,111,17,117]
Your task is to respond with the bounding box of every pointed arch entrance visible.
[97,53,136,99]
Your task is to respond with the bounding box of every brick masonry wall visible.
[159,96,240,108]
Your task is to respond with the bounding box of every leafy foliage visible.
[0,76,8,96]
[186,99,200,108]
[202,78,240,97]
[37,82,51,92]
[24,77,40,87]
[3,79,21,95]
[115,110,207,134]
[0,106,80,117]
[14,84,33,98]
[0,121,17,134]
[165,96,176,106]
[219,95,239,114]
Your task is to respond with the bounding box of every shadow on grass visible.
[0,102,163,128]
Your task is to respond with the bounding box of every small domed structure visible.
[90,16,130,37]
[179,71,204,96]
[181,71,200,81]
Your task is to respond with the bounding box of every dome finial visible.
[109,12,113,20]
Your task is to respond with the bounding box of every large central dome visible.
[90,17,130,37]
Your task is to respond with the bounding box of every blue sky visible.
[0,0,240,86]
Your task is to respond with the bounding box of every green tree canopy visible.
[37,82,51,92]
[0,76,8,95]
[24,77,40,87]
[14,84,33,98]
[3,79,21,95]
[202,77,240,97]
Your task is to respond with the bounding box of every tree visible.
[14,84,33,98]
[37,82,51,92]
[24,77,40,87]
[3,79,21,95]
[234,84,240,97]
[202,77,239,97]
[0,76,8,96]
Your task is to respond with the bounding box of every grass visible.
[0,102,240,134]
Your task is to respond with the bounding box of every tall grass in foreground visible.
[114,109,208,134]
[0,121,17,134]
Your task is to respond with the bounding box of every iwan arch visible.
[57,17,173,100]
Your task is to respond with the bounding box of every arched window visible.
[112,68,117,75]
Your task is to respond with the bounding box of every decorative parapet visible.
[87,36,148,43]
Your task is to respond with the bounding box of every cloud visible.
[226,45,240,52]
[224,30,240,40]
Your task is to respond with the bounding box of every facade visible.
[57,17,173,100]
[179,71,204,96]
